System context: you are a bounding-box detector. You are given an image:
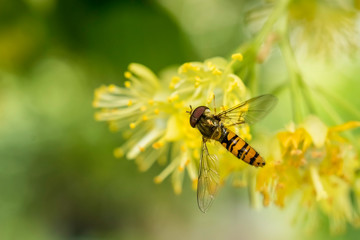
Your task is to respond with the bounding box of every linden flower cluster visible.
[256,116,360,234]
[288,0,360,59]
[93,0,360,234]
[93,54,250,194]
[245,0,360,60]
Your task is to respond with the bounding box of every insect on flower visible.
[189,94,278,212]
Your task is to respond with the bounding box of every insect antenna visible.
[186,105,193,115]
[212,95,217,115]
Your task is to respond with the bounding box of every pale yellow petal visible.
[304,116,328,148]
[329,121,360,133]
[128,63,159,87]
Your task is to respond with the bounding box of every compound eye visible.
[189,106,209,128]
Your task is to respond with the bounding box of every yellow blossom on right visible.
[256,116,360,234]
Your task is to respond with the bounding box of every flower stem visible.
[248,168,260,209]
[232,0,290,93]
[248,64,259,96]
[278,17,303,123]
[278,11,318,123]
[253,0,290,49]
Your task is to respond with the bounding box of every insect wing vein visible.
[216,94,278,127]
[197,141,220,213]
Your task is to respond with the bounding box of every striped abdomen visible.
[219,128,265,167]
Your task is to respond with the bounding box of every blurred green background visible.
[1,0,360,239]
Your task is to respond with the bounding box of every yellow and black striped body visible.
[191,107,265,167]
[219,128,265,167]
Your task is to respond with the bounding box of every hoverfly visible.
[189,94,278,213]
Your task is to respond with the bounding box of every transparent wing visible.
[197,140,220,213]
[216,94,278,127]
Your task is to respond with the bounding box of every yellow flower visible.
[171,56,252,140]
[246,0,359,59]
[94,63,170,163]
[288,0,360,59]
[94,54,252,194]
[105,69,197,192]
[174,56,247,106]
[257,116,360,233]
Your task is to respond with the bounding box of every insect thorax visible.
[196,111,224,140]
